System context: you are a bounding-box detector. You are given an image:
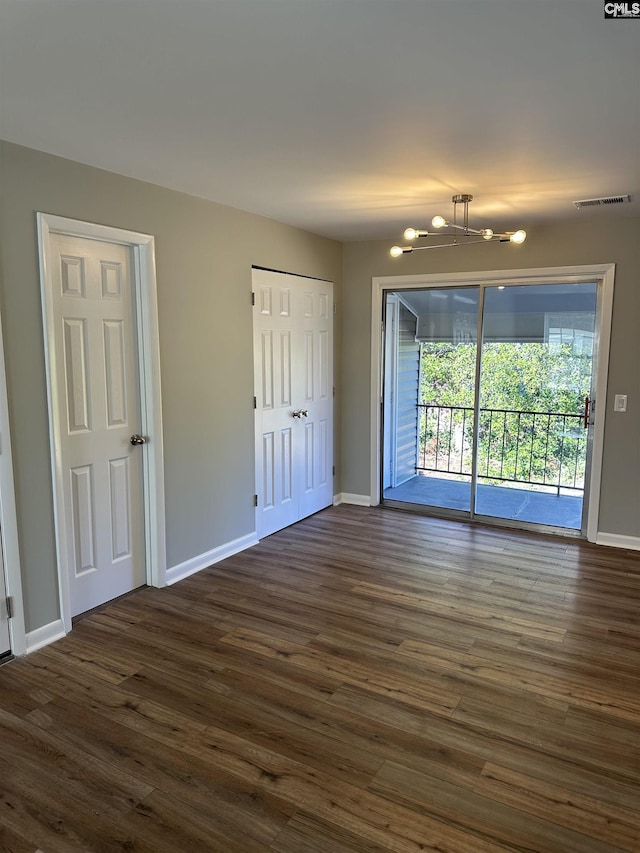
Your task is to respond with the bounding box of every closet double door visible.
[253,269,333,539]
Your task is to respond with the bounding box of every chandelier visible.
[390,194,527,257]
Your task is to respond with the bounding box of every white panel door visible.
[49,234,146,617]
[0,534,10,656]
[253,269,333,539]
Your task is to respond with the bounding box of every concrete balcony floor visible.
[383,473,583,530]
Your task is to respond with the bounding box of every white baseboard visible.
[26,618,66,654]
[334,493,371,507]
[595,532,640,552]
[166,532,259,586]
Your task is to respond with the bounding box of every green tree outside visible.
[419,341,592,490]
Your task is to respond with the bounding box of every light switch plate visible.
[614,394,627,412]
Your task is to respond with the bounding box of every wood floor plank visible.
[69,617,226,685]
[450,695,640,781]
[0,776,129,853]
[119,787,278,853]
[354,581,567,643]
[269,810,385,852]
[0,744,149,852]
[119,665,384,788]
[370,760,627,853]
[209,664,487,793]
[0,707,153,816]
[0,823,40,853]
[331,674,640,788]
[172,722,518,853]
[476,762,640,852]
[219,627,462,716]
[398,637,640,722]
[26,695,295,845]
[0,668,52,719]
[1,505,639,852]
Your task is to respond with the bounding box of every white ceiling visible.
[1,0,638,242]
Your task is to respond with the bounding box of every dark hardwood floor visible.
[1,505,639,852]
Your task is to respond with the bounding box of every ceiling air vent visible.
[574,195,631,209]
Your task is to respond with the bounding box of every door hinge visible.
[251,292,255,306]
[333,386,336,398]
[253,396,257,409]
[332,465,335,476]
[3,597,13,619]
[254,494,258,507]
[333,302,337,314]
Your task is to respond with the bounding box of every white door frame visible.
[382,295,399,490]
[0,304,26,655]
[371,264,615,543]
[38,214,166,633]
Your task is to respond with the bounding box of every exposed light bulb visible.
[390,195,528,257]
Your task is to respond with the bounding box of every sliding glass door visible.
[382,280,598,533]
[474,283,596,526]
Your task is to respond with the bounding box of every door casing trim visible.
[0,302,26,655]
[371,264,615,543]
[37,213,166,634]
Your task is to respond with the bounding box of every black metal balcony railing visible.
[417,404,586,494]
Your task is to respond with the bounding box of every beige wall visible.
[342,220,640,537]
[0,141,342,633]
